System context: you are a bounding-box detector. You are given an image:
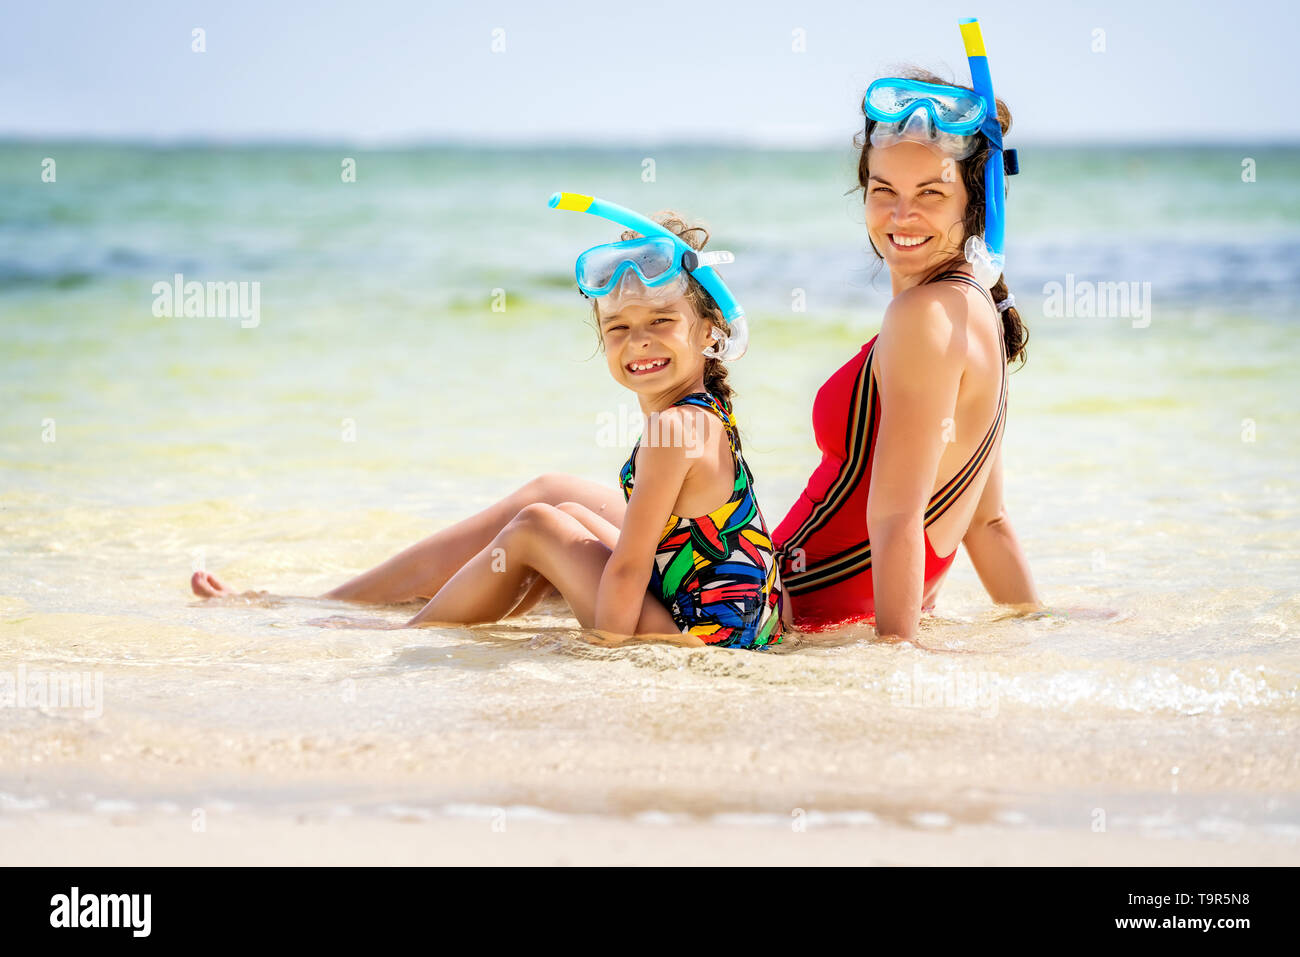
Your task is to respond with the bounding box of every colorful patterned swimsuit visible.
[619,391,784,649]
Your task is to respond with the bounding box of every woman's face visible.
[865,141,969,279]
[599,299,711,396]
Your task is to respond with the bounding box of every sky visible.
[3,0,1297,145]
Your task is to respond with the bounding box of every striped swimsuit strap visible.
[929,269,996,303]
[781,272,1008,595]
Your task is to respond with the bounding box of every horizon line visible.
[2,132,1299,151]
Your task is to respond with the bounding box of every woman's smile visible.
[888,232,932,250]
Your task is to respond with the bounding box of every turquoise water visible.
[1,142,1298,845]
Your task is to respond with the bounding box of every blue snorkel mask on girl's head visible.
[548,192,749,361]
[863,17,1020,288]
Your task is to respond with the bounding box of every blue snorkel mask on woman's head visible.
[549,192,748,361]
[863,18,1019,289]
[865,77,986,159]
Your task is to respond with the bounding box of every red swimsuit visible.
[773,271,1007,630]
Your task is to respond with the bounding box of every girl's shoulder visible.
[643,398,729,464]
[640,396,740,517]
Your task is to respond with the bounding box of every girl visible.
[194,201,784,649]
[774,21,1040,642]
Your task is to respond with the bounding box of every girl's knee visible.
[519,473,572,505]
[501,502,561,541]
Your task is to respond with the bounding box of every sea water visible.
[1,142,1297,843]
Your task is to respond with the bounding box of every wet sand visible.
[6,811,1297,867]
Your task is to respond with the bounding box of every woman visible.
[774,26,1039,641]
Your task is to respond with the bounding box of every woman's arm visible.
[962,448,1040,608]
[868,294,965,643]
[593,408,697,637]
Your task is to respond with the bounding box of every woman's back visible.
[774,269,1007,628]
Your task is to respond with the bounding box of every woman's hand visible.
[962,451,1040,607]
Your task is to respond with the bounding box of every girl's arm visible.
[961,448,1040,608]
[593,407,697,637]
[868,293,965,643]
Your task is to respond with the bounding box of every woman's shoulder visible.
[879,275,994,360]
[886,274,977,318]
[878,288,965,367]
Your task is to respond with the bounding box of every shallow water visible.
[1,142,1297,846]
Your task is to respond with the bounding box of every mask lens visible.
[577,245,627,291]
[866,80,985,131]
[932,90,984,126]
[577,237,678,294]
[628,238,674,281]
[867,83,913,117]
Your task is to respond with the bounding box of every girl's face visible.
[599,299,712,396]
[865,141,969,280]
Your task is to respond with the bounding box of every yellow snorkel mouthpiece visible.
[547,192,594,213]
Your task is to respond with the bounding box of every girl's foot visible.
[191,571,235,598]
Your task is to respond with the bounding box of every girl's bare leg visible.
[503,501,621,618]
[323,474,626,604]
[407,503,681,638]
[187,473,626,604]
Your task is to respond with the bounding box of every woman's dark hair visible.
[856,67,1027,364]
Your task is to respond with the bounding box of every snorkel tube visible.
[548,191,749,361]
[958,17,1010,289]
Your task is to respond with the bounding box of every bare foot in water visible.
[191,571,236,598]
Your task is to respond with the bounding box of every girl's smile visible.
[625,357,671,375]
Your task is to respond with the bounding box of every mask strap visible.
[694,251,734,268]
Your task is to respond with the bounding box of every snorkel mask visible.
[863,17,1019,288]
[548,192,748,361]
